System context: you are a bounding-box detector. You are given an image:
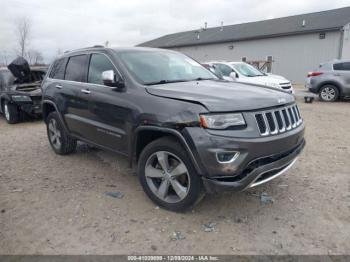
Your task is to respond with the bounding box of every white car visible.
[208,61,294,94]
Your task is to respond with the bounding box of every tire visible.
[319,85,339,102]
[3,101,19,124]
[46,111,77,155]
[138,136,203,212]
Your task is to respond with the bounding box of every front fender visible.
[132,125,204,175]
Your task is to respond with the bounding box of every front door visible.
[82,53,130,154]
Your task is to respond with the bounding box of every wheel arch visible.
[133,126,204,175]
[42,100,69,132]
[318,81,342,96]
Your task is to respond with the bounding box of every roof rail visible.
[92,45,104,48]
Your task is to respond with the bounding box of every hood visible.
[242,75,289,85]
[7,57,31,83]
[266,73,290,82]
[146,80,295,112]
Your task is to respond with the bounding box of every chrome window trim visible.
[46,51,124,89]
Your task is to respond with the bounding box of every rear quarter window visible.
[333,62,350,71]
[49,58,67,79]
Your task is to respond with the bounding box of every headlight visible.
[11,95,32,102]
[200,113,245,129]
[266,82,280,89]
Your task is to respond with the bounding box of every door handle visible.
[55,84,63,89]
[81,89,91,94]
[334,74,341,76]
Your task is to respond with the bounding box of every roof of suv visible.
[328,59,350,64]
[60,46,173,58]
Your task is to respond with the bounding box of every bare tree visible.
[26,49,44,65]
[16,17,31,57]
[33,50,44,65]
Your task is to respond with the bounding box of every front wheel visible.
[319,85,339,102]
[46,112,77,155]
[138,137,203,212]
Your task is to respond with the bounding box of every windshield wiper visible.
[247,74,263,77]
[193,77,215,81]
[145,79,190,86]
[145,77,215,85]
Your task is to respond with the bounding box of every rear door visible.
[81,53,129,153]
[57,54,91,138]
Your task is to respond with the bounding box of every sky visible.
[1,0,350,63]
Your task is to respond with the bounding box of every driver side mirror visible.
[229,71,238,80]
[102,70,125,89]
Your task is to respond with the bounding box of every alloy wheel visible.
[48,118,62,150]
[320,87,336,101]
[145,151,190,203]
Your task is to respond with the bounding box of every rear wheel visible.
[319,85,339,102]
[3,101,19,124]
[46,112,77,155]
[138,137,203,212]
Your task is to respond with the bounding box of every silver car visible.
[306,60,350,102]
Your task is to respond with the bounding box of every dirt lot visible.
[0,95,349,255]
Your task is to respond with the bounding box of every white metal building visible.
[139,7,350,83]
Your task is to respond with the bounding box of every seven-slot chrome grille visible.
[255,104,302,136]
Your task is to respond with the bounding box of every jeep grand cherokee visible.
[41,46,305,211]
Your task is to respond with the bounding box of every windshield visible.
[118,50,216,85]
[230,63,265,77]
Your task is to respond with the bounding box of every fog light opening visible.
[216,151,239,163]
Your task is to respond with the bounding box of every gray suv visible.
[306,60,350,101]
[41,46,305,211]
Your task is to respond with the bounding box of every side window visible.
[88,54,115,85]
[216,64,232,76]
[333,62,350,71]
[65,55,88,82]
[49,58,66,79]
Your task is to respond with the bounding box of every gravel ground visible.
[0,95,349,255]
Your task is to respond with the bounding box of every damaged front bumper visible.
[202,140,304,193]
[182,123,305,193]
[12,96,42,116]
